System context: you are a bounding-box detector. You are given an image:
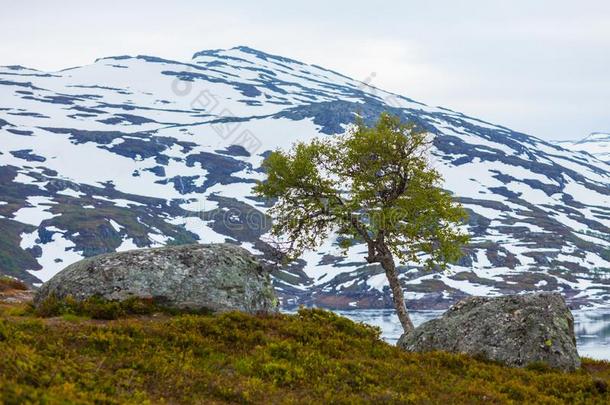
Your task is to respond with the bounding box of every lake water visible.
[324,308,610,361]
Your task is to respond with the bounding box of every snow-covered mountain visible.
[555,133,610,162]
[1,46,610,309]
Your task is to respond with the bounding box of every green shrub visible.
[33,295,160,319]
[33,295,218,320]
[0,305,609,404]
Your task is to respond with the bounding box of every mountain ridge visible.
[1,46,610,309]
[555,132,610,162]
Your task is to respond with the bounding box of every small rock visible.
[34,243,278,314]
[397,293,580,371]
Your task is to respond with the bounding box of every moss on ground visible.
[0,302,609,404]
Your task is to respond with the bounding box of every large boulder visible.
[397,293,580,371]
[34,243,278,314]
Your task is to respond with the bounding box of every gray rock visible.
[34,243,278,314]
[397,293,580,371]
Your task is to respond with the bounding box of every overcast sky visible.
[2,1,609,140]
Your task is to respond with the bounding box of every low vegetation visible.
[0,276,28,292]
[0,300,609,404]
[32,295,214,320]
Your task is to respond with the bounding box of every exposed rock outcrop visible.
[34,243,278,314]
[397,293,580,371]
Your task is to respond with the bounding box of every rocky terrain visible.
[1,47,610,309]
[555,132,610,162]
[0,276,33,304]
[35,243,278,314]
[398,293,580,371]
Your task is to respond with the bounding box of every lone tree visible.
[254,113,469,333]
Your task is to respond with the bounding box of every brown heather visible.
[0,276,28,293]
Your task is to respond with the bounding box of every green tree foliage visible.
[255,113,469,332]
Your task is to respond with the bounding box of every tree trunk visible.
[380,256,415,334]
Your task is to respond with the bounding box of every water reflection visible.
[572,310,610,360]
[330,308,610,361]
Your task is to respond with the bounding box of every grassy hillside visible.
[1,300,609,404]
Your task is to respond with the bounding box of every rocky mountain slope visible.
[555,133,610,162]
[1,46,610,308]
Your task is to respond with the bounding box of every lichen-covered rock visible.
[34,243,278,314]
[397,293,580,371]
